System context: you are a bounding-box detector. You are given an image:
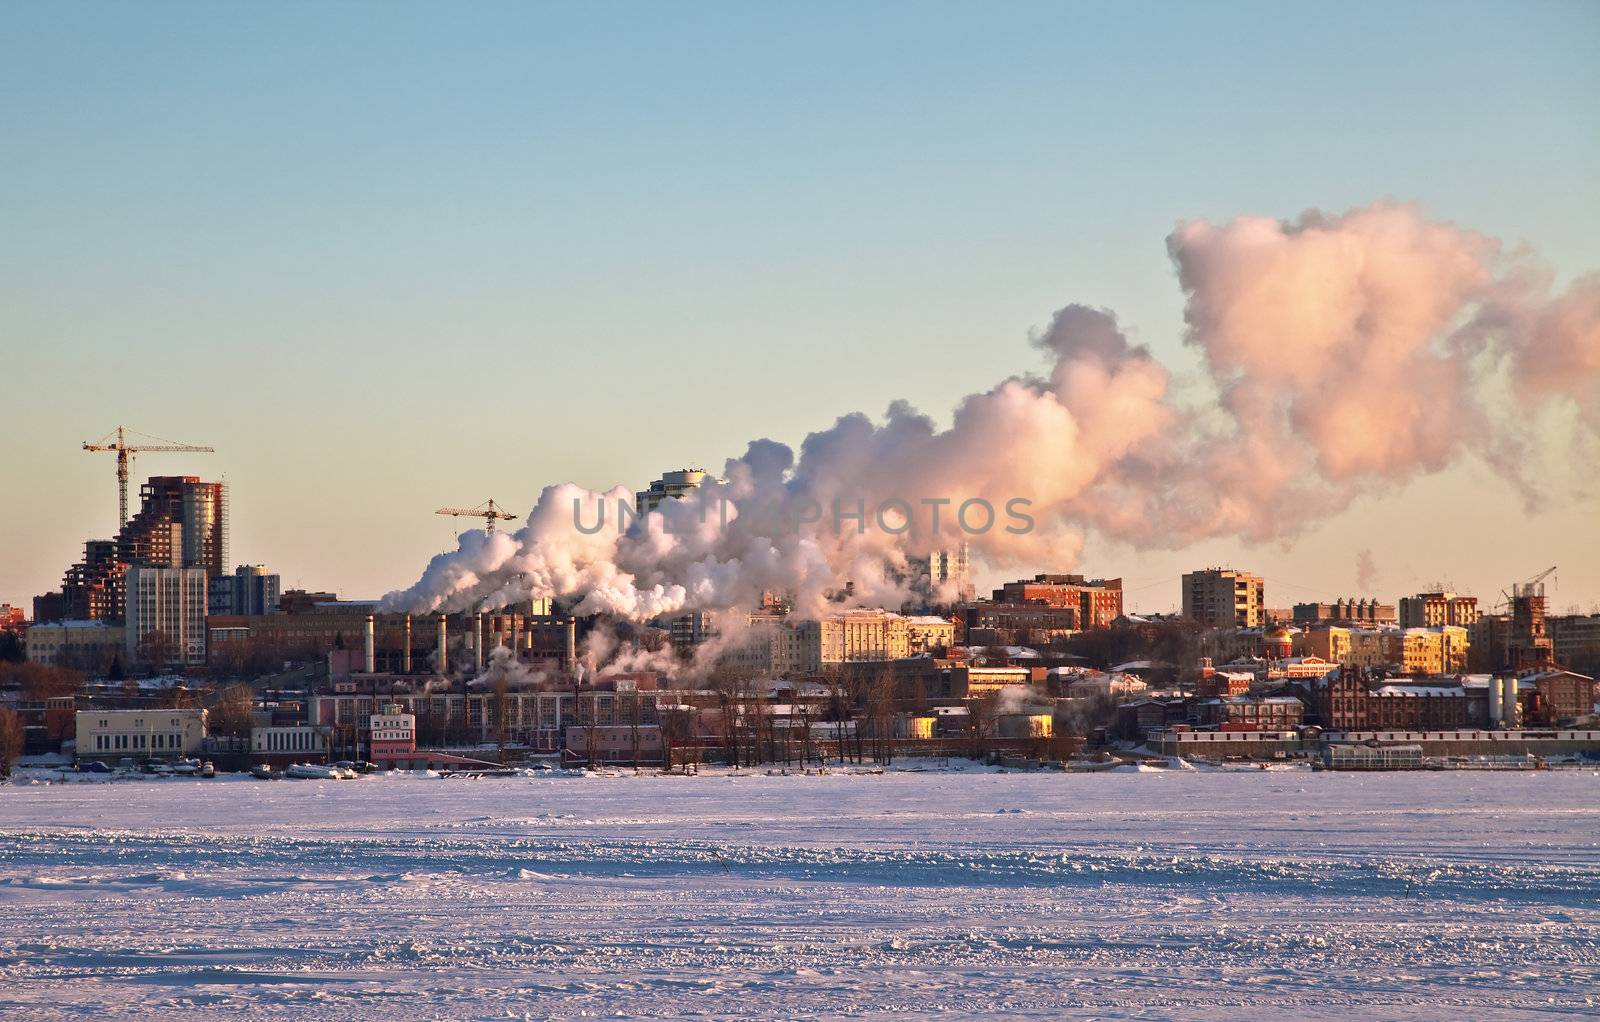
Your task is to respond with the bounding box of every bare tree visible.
[0,708,25,778]
[138,629,176,670]
[208,684,256,739]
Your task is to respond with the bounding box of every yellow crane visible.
[82,425,215,529]
[436,498,519,535]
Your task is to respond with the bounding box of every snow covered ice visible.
[1,768,1597,1020]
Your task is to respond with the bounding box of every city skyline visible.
[4,2,1598,613]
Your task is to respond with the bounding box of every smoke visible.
[385,202,1599,636]
[1355,548,1378,593]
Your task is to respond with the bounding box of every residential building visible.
[1548,613,1600,676]
[635,468,716,514]
[1292,599,1397,626]
[921,545,975,603]
[125,566,208,667]
[905,615,956,655]
[1183,568,1265,628]
[56,475,227,624]
[1398,591,1479,629]
[75,708,207,759]
[24,621,125,670]
[993,573,1123,630]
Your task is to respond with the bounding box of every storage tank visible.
[1489,676,1503,725]
[1501,675,1520,729]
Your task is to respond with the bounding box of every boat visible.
[200,761,216,778]
[250,764,275,780]
[172,758,202,776]
[286,763,357,780]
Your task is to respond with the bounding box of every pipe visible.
[364,614,376,674]
[437,614,448,675]
[403,614,412,673]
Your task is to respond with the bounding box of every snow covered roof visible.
[1111,660,1155,671]
[1519,669,1596,683]
[1373,685,1467,697]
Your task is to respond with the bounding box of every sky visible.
[2,1,1597,616]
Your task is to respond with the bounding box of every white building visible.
[125,566,208,667]
[76,708,207,759]
[250,725,333,759]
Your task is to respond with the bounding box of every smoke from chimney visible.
[384,202,1598,635]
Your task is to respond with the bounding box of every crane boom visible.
[436,498,518,535]
[81,425,215,528]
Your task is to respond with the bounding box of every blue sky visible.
[2,1,1597,612]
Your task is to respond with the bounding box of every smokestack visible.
[437,613,448,675]
[511,615,521,659]
[403,613,412,673]
[475,611,484,671]
[364,614,376,674]
[565,616,576,671]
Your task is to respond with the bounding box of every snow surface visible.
[2,767,1598,1020]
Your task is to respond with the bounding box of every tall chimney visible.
[364,614,376,674]
[564,616,576,671]
[475,610,485,671]
[402,613,412,673]
[511,615,521,660]
[437,613,448,675]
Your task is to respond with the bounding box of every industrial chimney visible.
[364,614,376,674]
[475,611,485,671]
[436,613,448,675]
[402,613,412,673]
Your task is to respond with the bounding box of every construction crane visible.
[82,425,215,529]
[436,498,519,535]
[1495,565,1559,610]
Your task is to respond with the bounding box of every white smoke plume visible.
[385,203,1599,634]
[1355,548,1379,594]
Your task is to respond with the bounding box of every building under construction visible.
[45,476,228,624]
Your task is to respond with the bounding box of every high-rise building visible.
[1398,591,1479,628]
[56,476,227,625]
[125,566,208,667]
[636,468,720,649]
[209,564,282,617]
[635,468,717,515]
[1182,568,1265,628]
[923,546,975,603]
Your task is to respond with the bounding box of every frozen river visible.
[2,767,1597,1020]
